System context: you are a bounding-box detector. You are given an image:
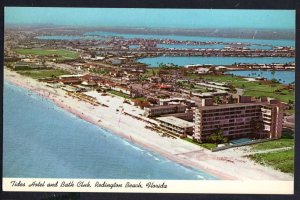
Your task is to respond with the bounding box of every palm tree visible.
[228,95,235,103]
[42,59,46,66]
[214,96,222,104]
[209,128,224,146]
[250,118,264,139]
[152,69,156,76]
[189,83,195,89]
[288,100,294,106]
[209,66,217,75]
[210,133,219,146]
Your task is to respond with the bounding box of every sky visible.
[4,7,295,30]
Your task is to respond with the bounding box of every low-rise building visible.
[144,104,187,117]
[13,62,30,70]
[157,116,194,136]
[13,62,44,70]
[194,67,210,74]
[196,82,230,91]
[159,98,196,108]
[59,78,82,85]
[162,109,194,122]
[111,85,131,95]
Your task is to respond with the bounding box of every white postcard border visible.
[2,178,294,194]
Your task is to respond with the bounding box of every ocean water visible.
[3,81,216,180]
[84,31,295,47]
[225,70,295,84]
[138,56,295,67]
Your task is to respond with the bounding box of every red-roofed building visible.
[59,78,82,85]
[159,84,172,90]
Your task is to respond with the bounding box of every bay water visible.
[225,70,295,84]
[84,31,295,47]
[138,56,295,67]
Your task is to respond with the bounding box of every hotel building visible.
[144,104,187,117]
[193,97,283,142]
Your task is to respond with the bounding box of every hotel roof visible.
[196,82,230,91]
[156,116,194,128]
[146,104,187,110]
[198,102,273,110]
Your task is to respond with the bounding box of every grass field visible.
[145,68,160,76]
[250,130,294,149]
[248,130,294,174]
[108,90,146,101]
[201,74,294,103]
[91,68,109,75]
[182,137,216,150]
[108,90,131,99]
[17,69,70,79]
[248,149,294,174]
[251,138,294,151]
[14,48,78,59]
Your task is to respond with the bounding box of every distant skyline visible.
[5,7,295,30]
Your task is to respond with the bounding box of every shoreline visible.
[4,68,293,181]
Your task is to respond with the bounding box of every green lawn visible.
[251,139,294,151]
[91,69,109,75]
[134,97,146,101]
[247,149,294,174]
[201,74,294,103]
[285,109,295,115]
[145,68,160,76]
[17,69,70,79]
[186,74,200,79]
[182,137,216,150]
[108,90,131,99]
[251,130,294,151]
[14,48,78,59]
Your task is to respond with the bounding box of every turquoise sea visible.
[3,81,216,179]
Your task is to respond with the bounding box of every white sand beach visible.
[244,77,258,82]
[4,68,293,181]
